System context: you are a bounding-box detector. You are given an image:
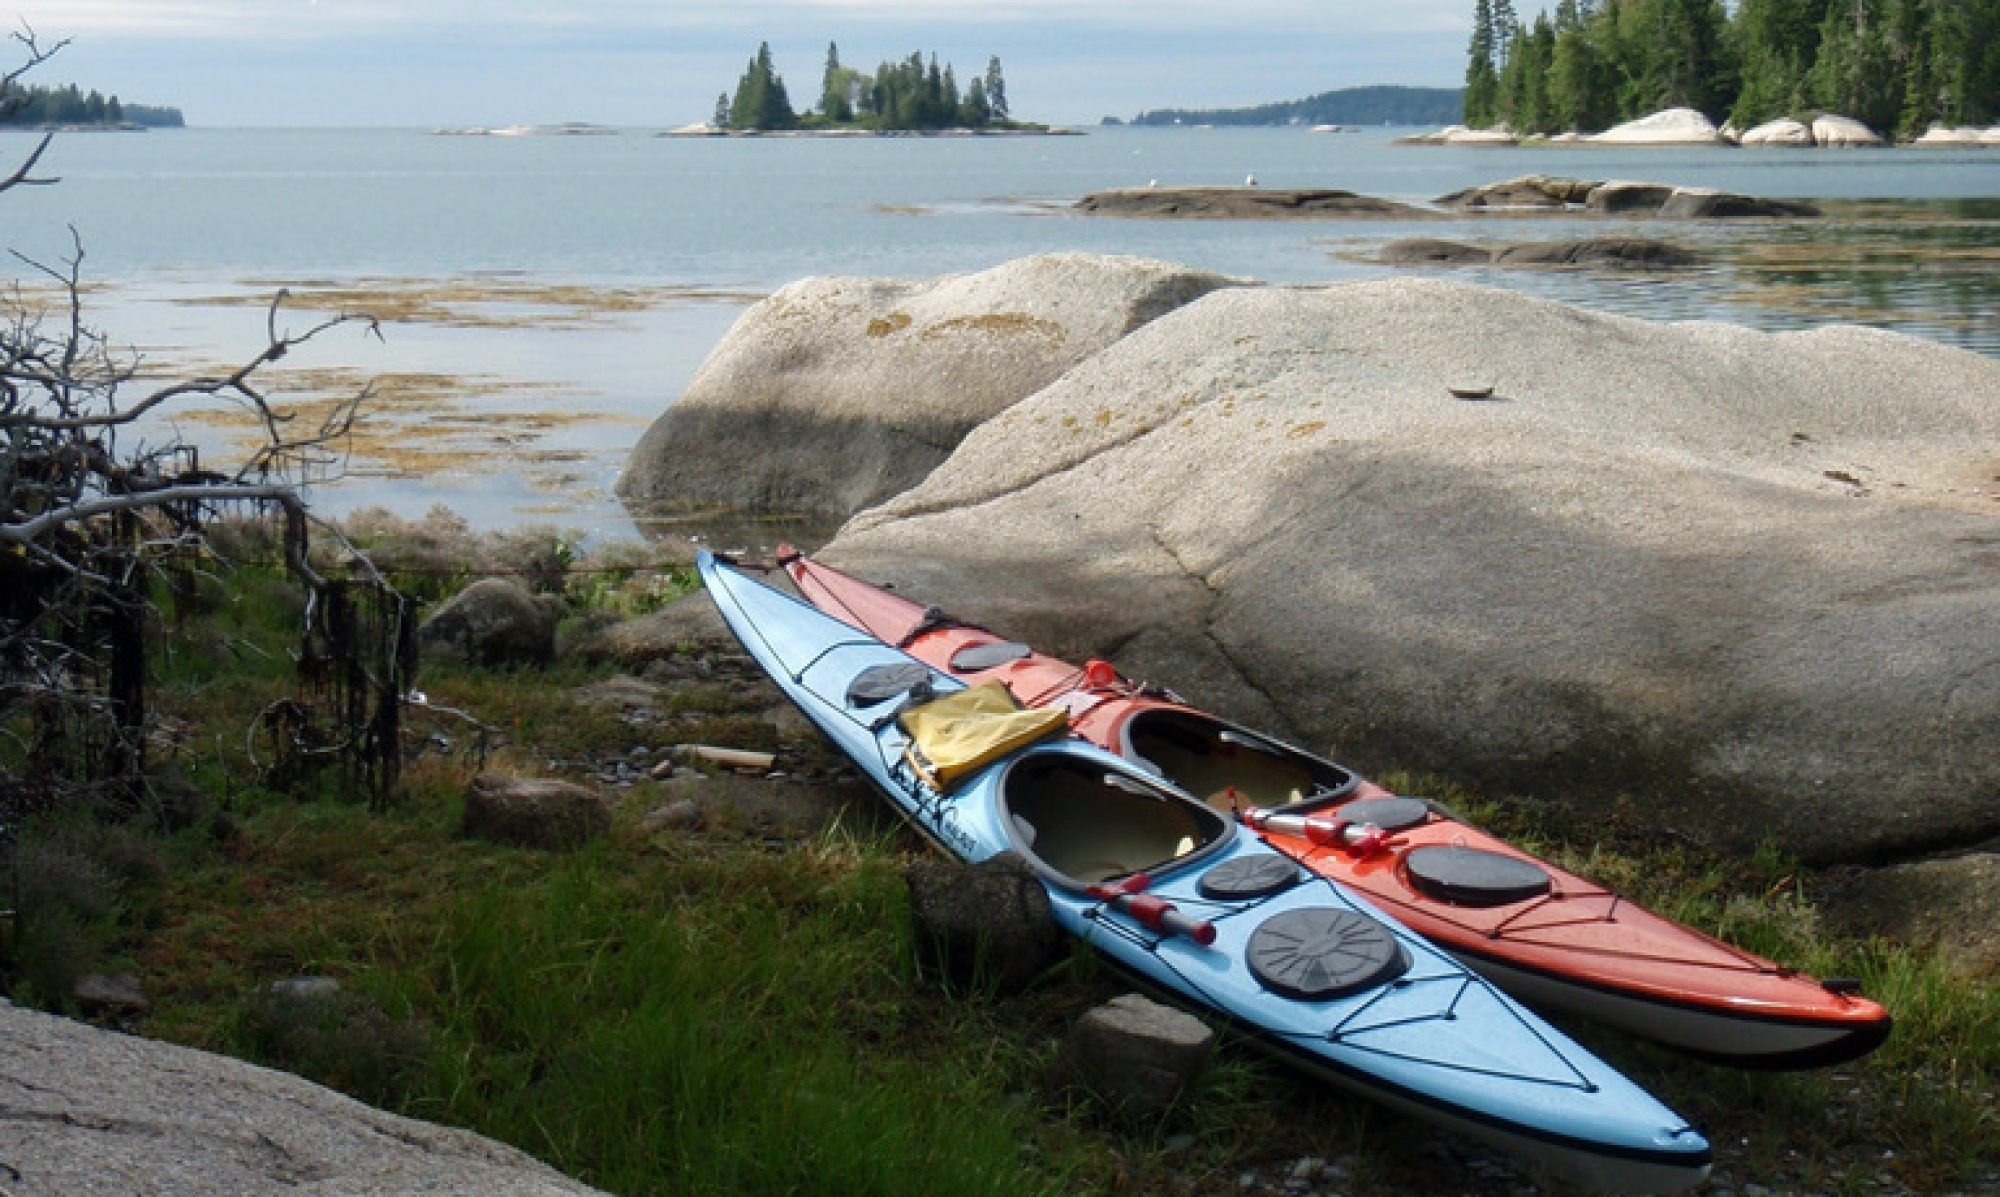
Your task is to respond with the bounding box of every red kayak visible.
[782,548,1890,1068]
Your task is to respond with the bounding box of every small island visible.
[0,81,182,128]
[669,42,1071,136]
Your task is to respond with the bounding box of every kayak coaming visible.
[700,552,1711,1193]
[781,549,1892,1067]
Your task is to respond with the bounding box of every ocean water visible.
[3,124,1996,536]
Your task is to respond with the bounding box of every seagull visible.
[1147,178,1158,188]
[1244,173,1257,187]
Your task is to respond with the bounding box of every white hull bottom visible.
[1458,951,1878,1067]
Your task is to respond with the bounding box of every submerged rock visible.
[1380,239,1496,265]
[617,253,1234,522]
[1381,237,1698,271]
[823,273,2000,866]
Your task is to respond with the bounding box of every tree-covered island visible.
[1463,0,1999,139]
[709,42,1054,133]
[0,81,183,127]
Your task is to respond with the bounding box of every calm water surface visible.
[3,125,1995,535]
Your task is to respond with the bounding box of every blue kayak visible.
[700,552,1711,1193]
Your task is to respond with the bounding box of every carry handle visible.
[1087,873,1217,947]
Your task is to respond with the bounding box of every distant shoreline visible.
[656,125,1083,139]
[429,121,1082,139]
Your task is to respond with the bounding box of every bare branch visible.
[0,132,55,193]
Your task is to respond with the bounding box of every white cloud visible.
[17,0,1475,41]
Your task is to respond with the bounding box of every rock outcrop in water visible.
[617,254,1233,521]
[796,270,2000,866]
[0,1000,609,1197]
[1075,187,1434,220]
[1436,174,1819,218]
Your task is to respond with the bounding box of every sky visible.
[7,0,1551,128]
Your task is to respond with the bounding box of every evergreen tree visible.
[1806,0,1897,129]
[984,56,1009,121]
[962,76,991,127]
[1465,0,1501,125]
[729,42,796,130]
[821,41,854,122]
[713,91,731,128]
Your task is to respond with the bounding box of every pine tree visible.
[821,41,854,122]
[962,76,991,127]
[984,56,1009,122]
[1465,0,1501,125]
[713,91,730,129]
[727,42,798,130]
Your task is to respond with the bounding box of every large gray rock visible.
[0,1000,607,1196]
[616,253,1234,521]
[826,276,2000,866]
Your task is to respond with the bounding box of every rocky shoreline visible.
[1395,105,2000,148]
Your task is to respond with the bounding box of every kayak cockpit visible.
[1122,709,1357,813]
[1000,751,1233,886]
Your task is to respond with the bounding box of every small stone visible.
[1290,1158,1324,1182]
[1064,993,1214,1119]
[73,973,150,1016]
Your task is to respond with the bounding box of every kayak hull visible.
[781,549,1891,1068]
[702,552,1711,1193]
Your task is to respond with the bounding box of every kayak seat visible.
[1125,710,1351,812]
[1002,753,1228,885]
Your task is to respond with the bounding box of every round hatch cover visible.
[950,641,1032,671]
[1404,846,1552,907]
[1334,796,1431,832]
[1197,854,1301,901]
[1247,908,1410,1000]
[846,662,932,707]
